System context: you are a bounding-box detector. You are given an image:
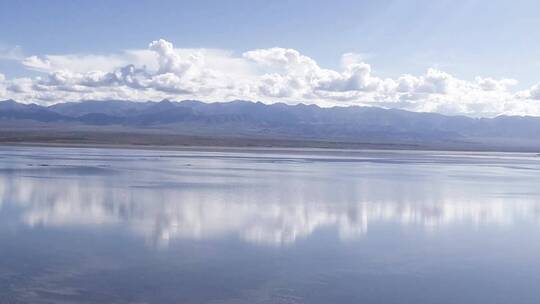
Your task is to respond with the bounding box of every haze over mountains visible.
[1,99,539,151]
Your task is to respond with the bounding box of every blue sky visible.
[1,0,539,116]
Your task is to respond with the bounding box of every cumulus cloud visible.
[476,77,517,91]
[1,39,540,116]
[243,48,383,97]
[149,39,193,75]
[526,83,540,100]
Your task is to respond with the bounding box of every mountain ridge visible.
[0,99,539,151]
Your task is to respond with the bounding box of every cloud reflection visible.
[1,171,539,247]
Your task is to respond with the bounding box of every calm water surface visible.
[1,146,540,303]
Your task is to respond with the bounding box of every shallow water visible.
[1,146,540,303]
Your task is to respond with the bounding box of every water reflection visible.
[1,147,539,246]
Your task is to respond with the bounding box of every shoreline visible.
[1,138,538,154]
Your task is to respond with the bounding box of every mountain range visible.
[0,99,539,151]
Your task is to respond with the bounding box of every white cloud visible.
[340,52,369,67]
[243,48,384,99]
[149,39,194,75]
[0,73,5,99]
[1,38,539,116]
[0,45,24,61]
[476,77,517,91]
[22,52,142,74]
[527,83,540,100]
[21,55,52,71]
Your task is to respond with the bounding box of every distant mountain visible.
[0,99,66,122]
[48,99,151,117]
[1,99,540,151]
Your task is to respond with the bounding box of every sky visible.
[0,0,539,117]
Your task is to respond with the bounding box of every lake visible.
[1,146,539,303]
